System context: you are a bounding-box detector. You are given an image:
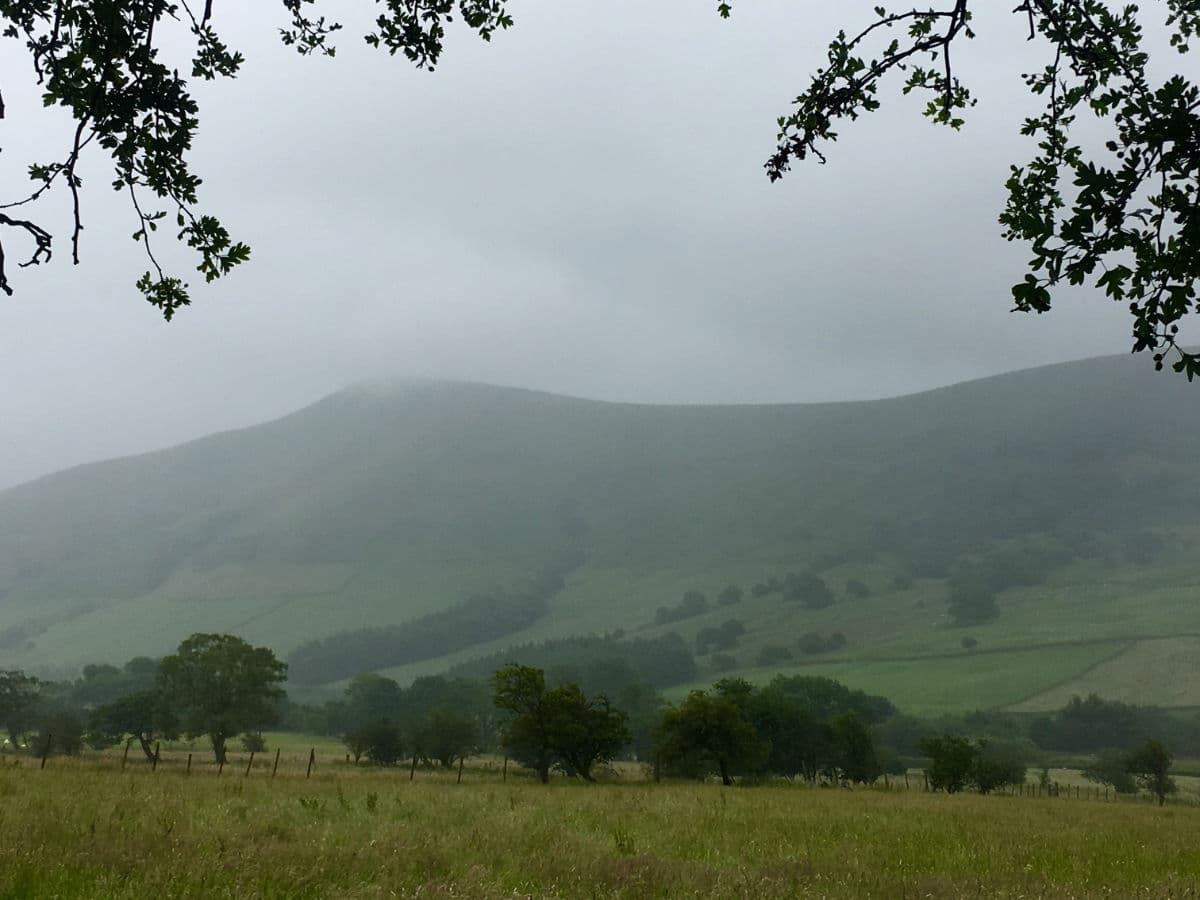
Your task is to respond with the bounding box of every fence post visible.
[904,772,910,790]
[306,748,315,779]
[152,741,160,772]
[39,733,52,770]
[186,753,192,775]
[409,754,417,782]
[272,748,281,778]
[245,750,255,777]
[121,738,132,771]
[502,756,508,782]
[457,756,464,785]
[922,770,929,792]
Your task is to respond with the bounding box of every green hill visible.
[2,355,1199,713]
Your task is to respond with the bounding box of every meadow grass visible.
[1,758,1199,898]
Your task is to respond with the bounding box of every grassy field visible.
[1,757,1199,898]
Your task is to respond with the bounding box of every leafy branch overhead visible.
[1,2,1198,379]
[0,1,513,318]
[722,0,1200,378]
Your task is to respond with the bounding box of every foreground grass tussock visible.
[1,761,1199,898]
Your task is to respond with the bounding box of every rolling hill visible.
[2,354,1199,713]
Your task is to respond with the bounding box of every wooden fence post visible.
[272,748,281,778]
[904,772,909,790]
[922,770,929,792]
[502,756,508,782]
[152,742,160,772]
[186,753,192,775]
[457,756,464,784]
[306,748,315,779]
[39,733,52,770]
[121,738,132,771]
[245,750,255,777]
[409,754,417,782]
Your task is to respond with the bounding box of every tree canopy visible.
[156,633,287,763]
[2,2,1196,376]
[491,663,629,782]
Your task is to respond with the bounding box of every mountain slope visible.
[2,356,1198,711]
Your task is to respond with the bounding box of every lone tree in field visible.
[1,3,1196,375]
[157,633,287,764]
[1124,737,1177,805]
[0,670,39,749]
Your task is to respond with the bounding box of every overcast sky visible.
[0,1,1139,489]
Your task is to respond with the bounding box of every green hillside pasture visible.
[11,537,1200,714]
[11,555,539,671]
[535,554,1200,670]
[1010,637,1200,712]
[668,642,1127,716]
[366,554,1196,705]
[1,763,1199,898]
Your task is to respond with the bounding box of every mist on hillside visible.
[2,353,1197,714]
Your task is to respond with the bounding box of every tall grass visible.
[1,758,1198,898]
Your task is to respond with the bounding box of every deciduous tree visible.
[89,690,180,762]
[920,734,977,793]
[413,706,479,769]
[491,664,629,782]
[655,688,769,785]
[157,633,287,764]
[1124,737,1177,805]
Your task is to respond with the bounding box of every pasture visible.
[1,753,1198,898]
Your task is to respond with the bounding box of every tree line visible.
[0,632,1187,804]
[0,634,284,763]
